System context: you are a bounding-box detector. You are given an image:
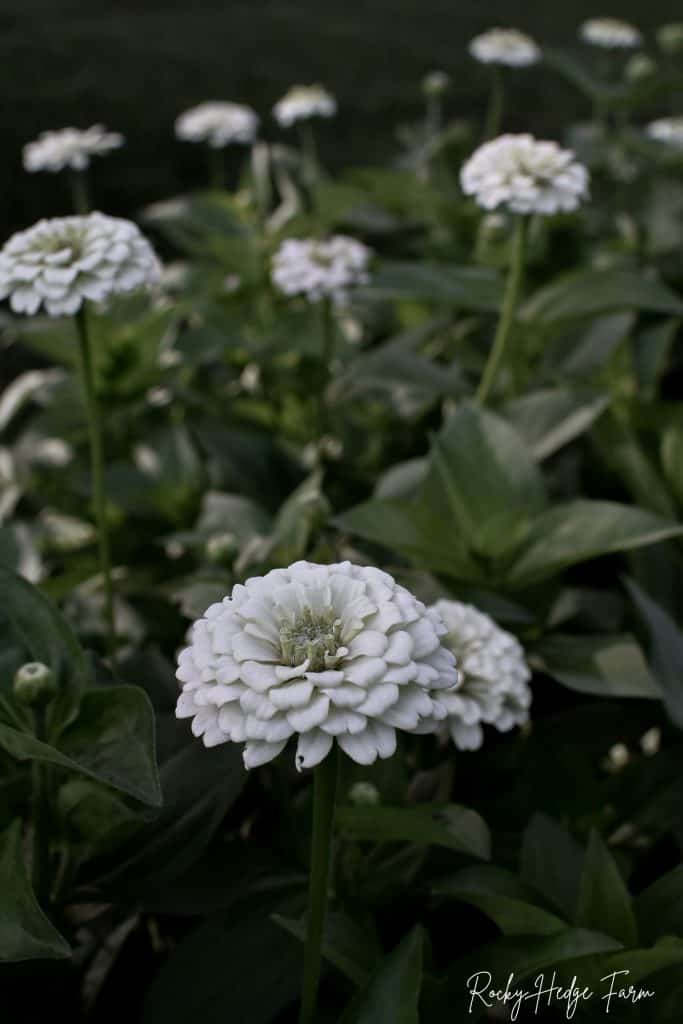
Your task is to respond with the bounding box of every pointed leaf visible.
[576,830,638,946]
[339,927,423,1024]
[336,804,490,860]
[535,633,661,699]
[624,579,683,727]
[522,269,683,323]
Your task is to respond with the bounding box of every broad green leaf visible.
[362,261,503,311]
[273,911,380,987]
[521,814,583,920]
[375,457,428,500]
[242,471,329,570]
[339,927,423,1024]
[504,389,609,461]
[592,413,677,517]
[554,312,634,376]
[435,865,567,936]
[625,579,683,728]
[521,269,683,323]
[0,820,70,962]
[576,830,638,946]
[661,416,683,508]
[635,866,683,944]
[507,501,683,587]
[633,319,680,399]
[0,687,161,806]
[535,633,661,699]
[336,804,491,860]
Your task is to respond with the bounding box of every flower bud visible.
[657,22,683,54]
[625,54,657,82]
[349,781,380,806]
[422,70,451,97]
[205,531,239,563]
[13,662,57,708]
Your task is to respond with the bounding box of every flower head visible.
[271,235,371,305]
[646,117,683,149]
[421,600,531,750]
[0,213,161,317]
[175,560,460,770]
[469,28,540,67]
[23,126,124,174]
[175,101,259,147]
[580,18,642,49]
[461,134,589,215]
[273,85,337,128]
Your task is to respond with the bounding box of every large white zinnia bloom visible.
[461,134,589,215]
[175,561,460,770]
[175,101,259,147]
[469,28,541,67]
[646,117,683,149]
[0,213,161,317]
[273,85,337,128]
[271,236,371,305]
[580,18,641,48]
[23,126,124,174]
[420,600,532,751]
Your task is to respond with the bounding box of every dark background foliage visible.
[1,0,677,234]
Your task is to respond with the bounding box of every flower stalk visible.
[75,306,116,655]
[299,745,339,1024]
[70,170,91,214]
[477,216,527,404]
[483,67,505,140]
[31,707,51,904]
[209,148,225,190]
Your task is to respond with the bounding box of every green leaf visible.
[520,814,583,920]
[339,927,423,1024]
[507,500,683,586]
[503,389,609,461]
[0,687,161,806]
[0,820,70,962]
[336,804,491,860]
[363,261,503,312]
[661,415,683,508]
[535,633,661,699]
[576,830,638,946]
[273,911,380,987]
[521,269,683,323]
[435,865,567,936]
[624,579,683,728]
[635,866,683,944]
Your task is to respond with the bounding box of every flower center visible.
[279,609,343,671]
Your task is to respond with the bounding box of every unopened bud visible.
[349,781,380,806]
[205,531,239,563]
[13,662,57,708]
[657,23,683,54]
[625,54,656,82]
[422,70,451,97]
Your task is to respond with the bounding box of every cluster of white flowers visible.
[0,213,161,317]
[421,600,532,750]
[461,134,589,215]
[580,18,641,49]
[23,125,124,174]
[175,102,259,148]
[646,116,683,149]
[175,561,460,770]
[469,28,541,67]
[273,85,337,128]
[271,235,371,304]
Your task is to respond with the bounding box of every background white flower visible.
[580,18,642,49]
[175,101,259,147]
[273,85,337,128]
[469,28,541,67]
[646,117,683,149]
[461,134,589,215]
[0,213,161,317]
[23,126,124,174]
[175,560,460,770]
[421,599,532,751]
[271,235,371,304]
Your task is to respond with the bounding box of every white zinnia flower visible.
[175,101,259,148]
[271,236,371,305]
[175,560,460,770]
[461,134,589,215]
[646,117,683,149]
[23,126,124,174]
[580,18,642,49]
[0,213,161,317]
[273,85,337,128]
[469,28,541,67]
[421,600,531,751]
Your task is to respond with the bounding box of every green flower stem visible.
[426,94,443,137]
[483,66,505,140]
[316,297,335,443]
[208,147,225,190]
[476,216,527,405]
[31,708,50,904]
[75,306,116,655]
[70,170,91,214]
[299,745,339,1024]
[299,122,320,187]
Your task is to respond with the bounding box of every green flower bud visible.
[422,70,451,97]
[625,54,657,81]
[205,531,239,564]
[657,23,683,53]
[13,662,57,708]
[349,781,380,806]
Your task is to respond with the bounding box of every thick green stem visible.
[70,170,91,214]
[299,746,339,1024]
[299,122,320,186]
[483,66,505,140]
[316,297,335,443]
[31,709,50,904]
[426,94,443,137]
[75,307,116,655]
[208,147,225,190]
[477,216,527,404]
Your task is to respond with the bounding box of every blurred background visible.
[2,0,678,234]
